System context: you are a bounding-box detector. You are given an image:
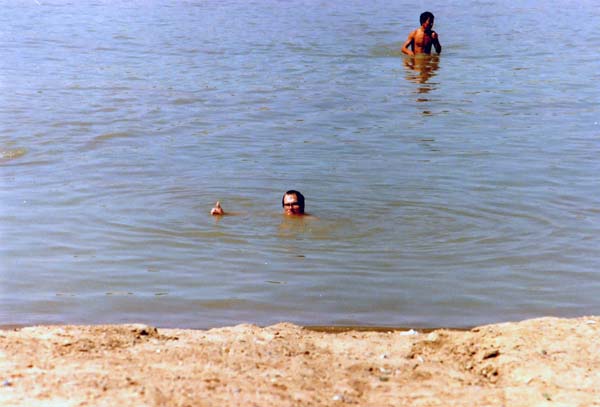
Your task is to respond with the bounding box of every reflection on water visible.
[0,147,27,163]
[403,54,440,95]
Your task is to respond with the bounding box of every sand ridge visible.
[1,316,599,406]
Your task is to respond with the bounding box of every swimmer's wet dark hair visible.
[420,11,434,25]
[282,190,305,209]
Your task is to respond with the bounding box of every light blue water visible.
[1,0,599,328]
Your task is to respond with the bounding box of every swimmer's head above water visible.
[281,190,305,216]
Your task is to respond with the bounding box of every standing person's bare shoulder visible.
[414,27,427,44]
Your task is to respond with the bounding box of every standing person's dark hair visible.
[420,11,434,25]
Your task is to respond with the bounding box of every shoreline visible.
[1,316,599,406]
[1,323,469,333]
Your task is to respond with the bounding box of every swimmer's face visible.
[283,193,304,215]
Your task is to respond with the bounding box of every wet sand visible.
[1,316,599,406]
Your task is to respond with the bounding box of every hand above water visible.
[211,201,224,216]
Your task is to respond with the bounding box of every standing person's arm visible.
[401,31,416,56]
[432,31,442,54]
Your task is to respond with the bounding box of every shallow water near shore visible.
[1,0,599,329]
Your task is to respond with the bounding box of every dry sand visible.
[1,316,599,406]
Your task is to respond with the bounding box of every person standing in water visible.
[401,11,442,56]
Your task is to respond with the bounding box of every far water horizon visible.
[1,0,599,329]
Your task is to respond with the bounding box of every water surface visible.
[1,0,599,328]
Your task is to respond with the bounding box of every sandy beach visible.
[1,316,599,406]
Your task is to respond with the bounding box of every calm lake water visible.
[1,0,599,329]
